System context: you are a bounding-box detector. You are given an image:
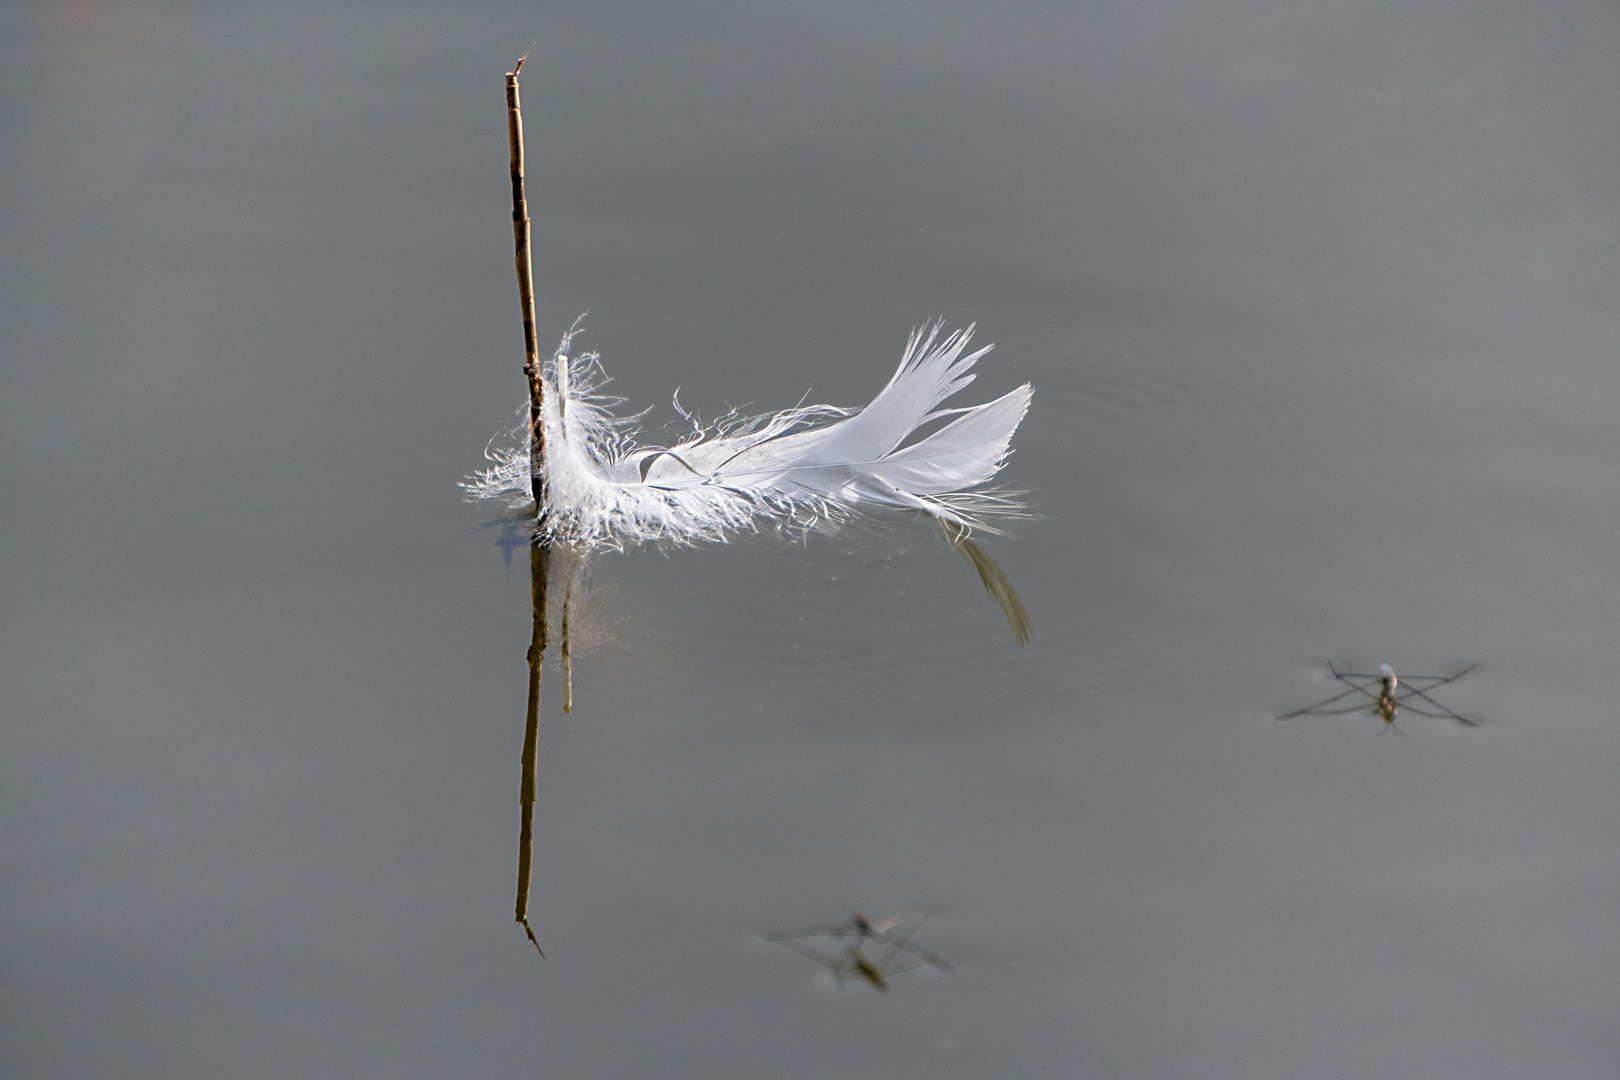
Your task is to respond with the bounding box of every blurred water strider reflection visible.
[761,913,952,992]
[1279,661,1479,734]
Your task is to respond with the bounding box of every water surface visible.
[4,2,1620,1077]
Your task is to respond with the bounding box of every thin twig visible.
[506,57,547,511]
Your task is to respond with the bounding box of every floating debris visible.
[466,322,1032,549]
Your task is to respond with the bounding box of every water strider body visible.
[1376,663,1399,724]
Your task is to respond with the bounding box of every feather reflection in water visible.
[937,518,1032,646]
[1279,661,1479,733]
[762,913,952,991]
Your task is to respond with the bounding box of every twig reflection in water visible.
[762,913,952,991]
[513,539,589,957]
[1279,661,1479,734]
[514,540,546,956]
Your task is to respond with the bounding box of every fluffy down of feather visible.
[464,322,1032,548]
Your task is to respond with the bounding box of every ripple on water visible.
[994,302,1254,430]
[584,532,1230,729]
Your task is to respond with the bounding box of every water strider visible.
[1279,661,1478,733]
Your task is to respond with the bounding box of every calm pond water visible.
[5,2,1620,1077]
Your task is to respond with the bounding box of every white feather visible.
[464,322,1032,548]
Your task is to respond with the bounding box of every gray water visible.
[5,2,1620,1076]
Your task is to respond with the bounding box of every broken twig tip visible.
[519,917,545,958]
[512,52,528,77]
